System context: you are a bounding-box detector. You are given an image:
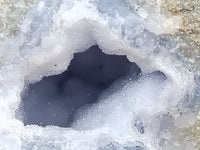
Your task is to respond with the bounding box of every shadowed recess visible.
[19,45,141,127]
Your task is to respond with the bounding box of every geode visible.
[0,0,199,150]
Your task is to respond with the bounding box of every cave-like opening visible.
[18,45,141,127]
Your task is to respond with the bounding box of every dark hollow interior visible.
[20,45,141,127]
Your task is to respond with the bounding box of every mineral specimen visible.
[0,0,199,150]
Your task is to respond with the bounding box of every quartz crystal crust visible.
[0,0,199,150]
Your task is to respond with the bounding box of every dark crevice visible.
[18,45,141,127]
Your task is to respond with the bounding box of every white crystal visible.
[0,0,197,150]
